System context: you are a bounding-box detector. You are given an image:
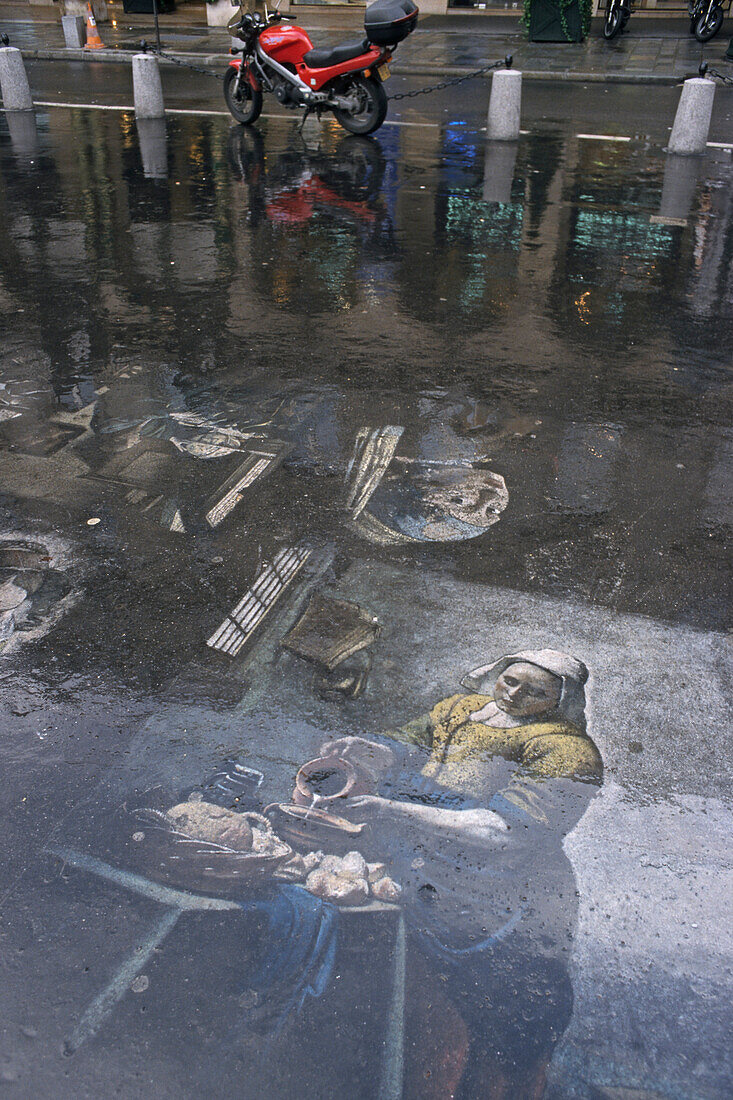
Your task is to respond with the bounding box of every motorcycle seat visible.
[303,38,370,69]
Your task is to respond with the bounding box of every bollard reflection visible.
[136,116,168,179]
[482,140,518,204]
[652,153,701,227]
[6,109,39,166]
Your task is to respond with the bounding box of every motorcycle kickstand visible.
[297,104,322,134]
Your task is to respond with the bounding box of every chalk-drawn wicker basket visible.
[128,808,293,898]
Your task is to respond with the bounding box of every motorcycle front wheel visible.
[695,5,723,40]
[224,67,263,125]
[332,75,388,136]
[603,3,622,38]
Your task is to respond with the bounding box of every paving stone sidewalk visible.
[0,2,731,82]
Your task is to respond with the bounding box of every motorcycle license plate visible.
[377,63,391,81]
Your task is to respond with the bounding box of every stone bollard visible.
[132,53,164,120]
[668,77,715,156]
[486,68,522,142]
[62,15,87,50]
[482,141,518,204]
[136,117,168,179]
[0,46,33,111]
[63,0,108,22]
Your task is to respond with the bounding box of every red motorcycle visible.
[225,0,419,135]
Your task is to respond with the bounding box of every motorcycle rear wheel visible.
[695,6,723,40]
[324,136,386,201]
[224,67,263,125]
[603,4,622,38]
[332,75,388,136]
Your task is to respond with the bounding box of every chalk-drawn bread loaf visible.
[165,801,254,852]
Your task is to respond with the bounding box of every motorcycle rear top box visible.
[364,0,419,46]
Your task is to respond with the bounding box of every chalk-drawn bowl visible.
[264,801,366,854]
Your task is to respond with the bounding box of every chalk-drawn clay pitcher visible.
[292,754,370,808]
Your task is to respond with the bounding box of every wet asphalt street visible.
[0,57,732,1100]
[18,58,733,139]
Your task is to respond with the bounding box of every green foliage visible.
[520,0,594,41]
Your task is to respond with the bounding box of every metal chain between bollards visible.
[702,64,733,88]
[139,39,225,81]
[387,55,512,101]
[134,43,512,94]
[133,43,512,94]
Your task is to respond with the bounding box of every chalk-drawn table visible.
[47,846,405,1100]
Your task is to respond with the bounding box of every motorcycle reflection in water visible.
[228,127,392,240]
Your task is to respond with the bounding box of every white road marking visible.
[32,100,438,127]
[35,100,133,111]
[381,118,440,129]
[169,107,231,116]
[29,103,728,145]
[577,133,632,142]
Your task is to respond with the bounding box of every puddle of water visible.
[0,105,731,1100]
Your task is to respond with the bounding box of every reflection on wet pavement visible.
[0,103,731,1100]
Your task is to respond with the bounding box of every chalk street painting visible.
[2,102,730,1100]
[344,425,508,545]
[0,537,77,655]
[55,632,602,1099]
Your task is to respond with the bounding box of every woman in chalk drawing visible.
[324,650,603,1100]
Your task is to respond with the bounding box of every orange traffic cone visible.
[84,3,105,50]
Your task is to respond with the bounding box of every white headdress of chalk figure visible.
[461,649,589,732]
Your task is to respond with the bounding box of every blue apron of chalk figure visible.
[185,762,339,1037]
